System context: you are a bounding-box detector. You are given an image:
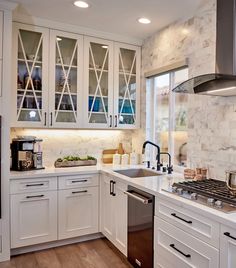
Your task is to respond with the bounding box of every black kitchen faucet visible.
[142,141,161,171]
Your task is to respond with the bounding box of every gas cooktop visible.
[165,179,236,213]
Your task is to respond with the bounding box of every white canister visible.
[130,152,139,165]
[121,154,129,165]
[113,153,121,165]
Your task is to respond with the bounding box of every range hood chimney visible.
[173,0,236,96]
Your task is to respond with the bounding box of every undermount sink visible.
[114,168,161,178]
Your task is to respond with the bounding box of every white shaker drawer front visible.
[10,177,57,194]
[154,217,219,268]
[58,174,99,190]
[220,225,236,268]
[155,199,219,248]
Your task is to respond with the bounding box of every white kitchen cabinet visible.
[11,191,57,248]
[58,186,99,240]
[100,174,127,255]
[220,225,236,268]
[114,43,140,129]
[49,30,84,128]
[12,23,49,127]
[84,38,141,129]
[154,217,219,268]
[84,36,114,128]
[12,23,141,129]
[155,198,220,248]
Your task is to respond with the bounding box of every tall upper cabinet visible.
[12,23,141,129]
[12,23,49,127]
[114,43,140,129]
[84,37,114,128]
[49,30,83,128]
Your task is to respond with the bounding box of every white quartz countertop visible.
[10,164,236,229]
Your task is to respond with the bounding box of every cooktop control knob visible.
[177,188,183,195]
[215,200,223,208]
[190,193,198,200]
[207,198,215,206]
[172,186,177,193]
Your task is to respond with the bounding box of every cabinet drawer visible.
[155,198,219,248]
[58,174,99,190]
[154,217,219,268]
[10,177,57,194]
[220,224,236,268]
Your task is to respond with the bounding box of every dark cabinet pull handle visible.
[109,115,112,127]
[44,112,47,126]
[115,115,118,127]
[112,181,116,196]
[170,244,191,258]
[224,232,236,241]
[26,194,45,199]
[26,183,44,187]
[71,179,88,183]
[171,213,192,224]
[110,180,113,195]
[50,112,53,126]
[72,190,88,194]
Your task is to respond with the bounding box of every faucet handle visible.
[143,160,150,168]
[167,165,173,174]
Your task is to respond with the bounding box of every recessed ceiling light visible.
[57,37,62,41]
[102,45,108,49]
[138,17,151,24]
[73,1,89,8]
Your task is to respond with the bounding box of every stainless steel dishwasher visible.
[124,185,154,268]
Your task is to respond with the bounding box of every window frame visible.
[146,66,188,168]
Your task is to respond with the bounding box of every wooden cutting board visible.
[102,149,117,164]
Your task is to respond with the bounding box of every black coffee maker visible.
[11,136,44,171]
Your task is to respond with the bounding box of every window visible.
[146,67,188,167]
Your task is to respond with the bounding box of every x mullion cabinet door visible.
[12,23,49,127]
[49,30,83,128]
[114,43,140,129]
[84,37,114,128]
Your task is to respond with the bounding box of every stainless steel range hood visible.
[173,0,236,96]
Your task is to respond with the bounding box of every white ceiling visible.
[8,0,203,41]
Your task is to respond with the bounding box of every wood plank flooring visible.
[0,238,133,268]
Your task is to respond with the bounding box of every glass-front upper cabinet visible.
[114,43,140,129]
[84,37,114,128]
[49,30,83,128]
[12,23,49,127]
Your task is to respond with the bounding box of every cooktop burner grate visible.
[172,179,236,206]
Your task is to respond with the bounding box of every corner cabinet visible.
[12,23,141,129]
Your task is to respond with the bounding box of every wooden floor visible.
[0,238,133,268]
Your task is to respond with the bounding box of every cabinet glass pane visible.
[88,42,109,124]
[118,48,136,125]
[54,36,78,123]
[17,29,43,122]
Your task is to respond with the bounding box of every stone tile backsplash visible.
[11,128,133,167]
[132,0,236,180]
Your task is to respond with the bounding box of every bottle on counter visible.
[130,151,139,165]
[118,143,125,155]
[121,154,129,165]
[113,152,121,165]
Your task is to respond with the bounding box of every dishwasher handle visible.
[124,190,152,205]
